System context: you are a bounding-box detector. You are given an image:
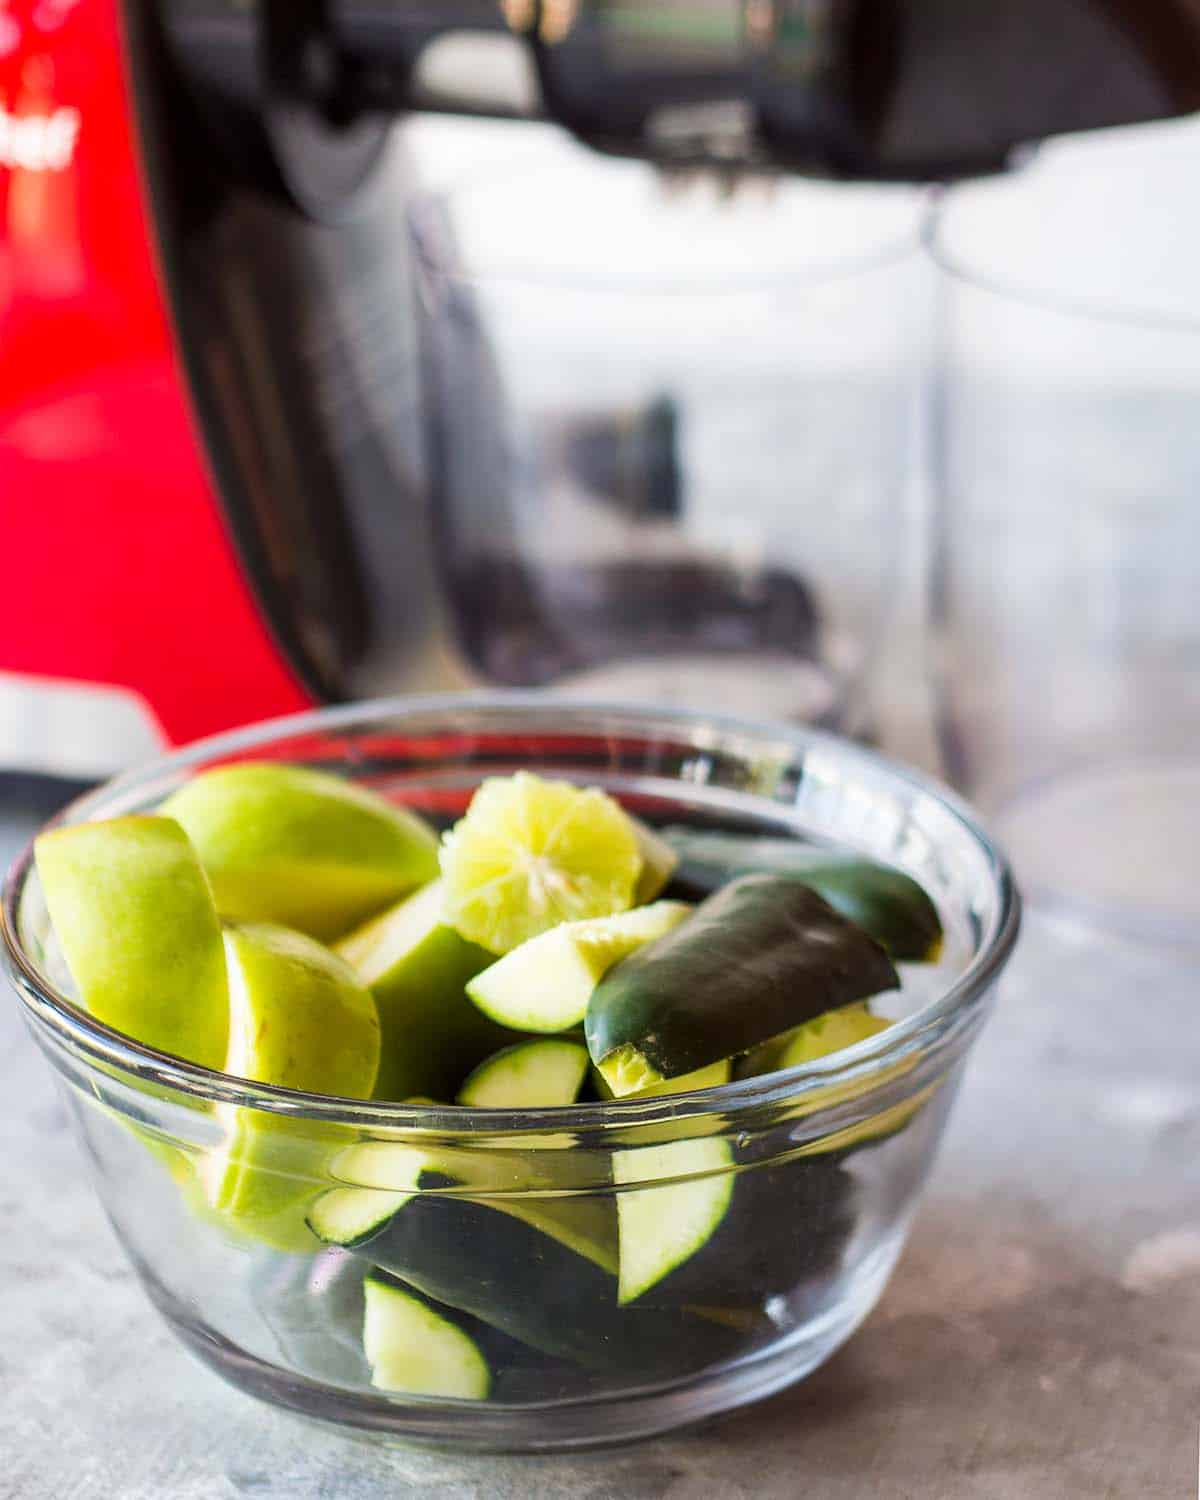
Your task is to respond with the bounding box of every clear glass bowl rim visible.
[1,692,1020,1136]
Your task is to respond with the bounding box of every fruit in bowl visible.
[33,758,948,1404]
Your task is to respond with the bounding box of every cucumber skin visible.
[625,1156,858,1309]
[365,1270,575,1402]
[663,832,942,961]
[586,874,899,1083]
[313,1180,744,1377]
[255,1250,581,1402]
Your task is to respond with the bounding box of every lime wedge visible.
[439,772,642,954]
[161,763,439,942]
[34,815,229,1069]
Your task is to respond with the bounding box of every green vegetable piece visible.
[614,1138,734,1304]
[336,879,511,1101]
[737,1003,893,1079]
[663,828,943,960]
[457,1038,590,1108]
[465,900,692,1033]
[587,873,898,1094]
[363,1274,492,1398]
[626,1155,860,1310]
[592,1058,732,1101]
[308,1154,743,1375]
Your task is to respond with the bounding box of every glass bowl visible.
[1,696,1019,1452]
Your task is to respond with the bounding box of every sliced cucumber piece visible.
[256,1252,581,1402]
[629,817,679,904]
[254,1248,374,1389]
[587,874,898,1095]
[363,1274,491,1398]
[613,1138,734,1304]
[319,1138,618,1274]
[593,1058,732,1101]
[737,1003,893,1080]
[308,1158,742,1375]
[663,828,943,960]
[457,1039,589,1108]
[465,901,691,1033]
[625,1155,859,1311]
[336,879,512,1101]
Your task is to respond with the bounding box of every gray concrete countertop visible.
[1,795,1197,1499]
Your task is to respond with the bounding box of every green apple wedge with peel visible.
[34,815,230,1070]
[200,922,382,1248]
[161,763,440,942]
[335,879,510,1102]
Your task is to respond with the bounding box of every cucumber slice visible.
[256,1252,582,1402]
[593,1058,732,1101]
[614,1138,734,1304]
[587,874,899,1095]
[465,901,691,1033]
[318,1138,619,1273]
[623,1155,859,1311]
[737,1003,893,1079]
[254,1248,374,1389]
[363,1274,491,1398]
[457,1039,589,1108]
[308,1158,743,1375]
[630,817,679,904]
[336,880,512,1101]
[662,828,943,960]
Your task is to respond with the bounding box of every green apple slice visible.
[201,922,381,1236]
[465,900,692,1033]
[161,763,439,942]
[34,815,229,1069]
[336,879,511,1102]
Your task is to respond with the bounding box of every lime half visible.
[439,772,642,954]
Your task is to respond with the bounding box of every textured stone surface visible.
[2,795,1197,1499]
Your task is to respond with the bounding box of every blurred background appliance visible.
[2,1,1200,934]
